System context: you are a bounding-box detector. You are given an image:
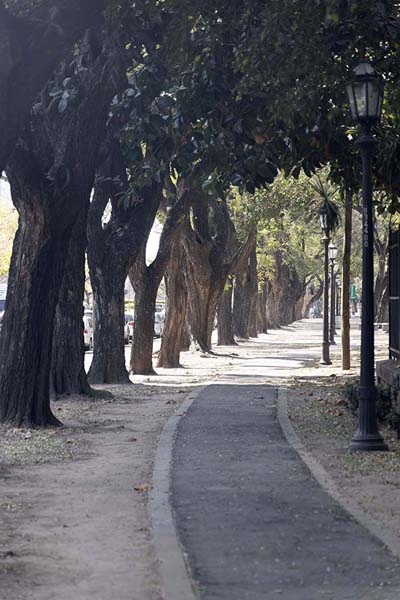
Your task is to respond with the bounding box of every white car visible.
[83,313,94,350]
[154,311,164,337]
[125,313,134,343]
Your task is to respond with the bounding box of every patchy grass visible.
[0,425,77,465]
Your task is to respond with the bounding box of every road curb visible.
[150,387,205,600]
[277,387,400,562]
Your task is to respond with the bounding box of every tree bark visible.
[265,251,303,328]
[0,0,108,174]
[0,29,127,425]
[341,188,352,370]
[217,277,237,346]
[233,244,259,339]
[158,242,188,367]
[51,206,93,396]
[130,270,159,375]
[256,282,268,334]
[87,145,161,384]
[373,217,389,323]
[0,148,78,426]
[130,181,188,374]
[183,194,256,352]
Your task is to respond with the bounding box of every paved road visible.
[172,384,400,600]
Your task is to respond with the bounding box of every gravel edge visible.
[277,387,400,561]
[150,387,205,600]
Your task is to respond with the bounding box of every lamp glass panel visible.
[366,79,380,118]
[346,83,357,120]
[353,80,368,118]
[319,212,328,229]
[328,245,338,260]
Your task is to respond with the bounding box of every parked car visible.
[83,314,94,350]
[125,313,134,342]
[154,311,164,337]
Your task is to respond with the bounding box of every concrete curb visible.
[277,387,400,561]
[150,387,205,600]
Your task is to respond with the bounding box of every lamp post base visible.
[320,341,331,365]
[350,432,388,452]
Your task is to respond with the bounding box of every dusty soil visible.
[285,320,400,542]
[0,340,269,600]
[1,321,399,599]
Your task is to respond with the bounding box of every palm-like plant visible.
[310,174,341,235]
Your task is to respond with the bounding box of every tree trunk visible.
[130,274,158,375]
[0,158,76,426]
[158,243,188,367]
[256,283,268,334]
[87,146,162,384]
[88,261,130,384]
[265,251,303,328]
[341,188,352,370]
[374,245,389,323]
[217,277,237,346]
[51,206,94,395]
[130,181,188,374]
[233,243,258,338]
[0,28,127,426]
[184,251,221,352]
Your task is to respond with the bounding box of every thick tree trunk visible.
[181,323,191,352]
[0,28,126,426]
[342,188,352,370]
[248,250,259,338]
[51,207,93,395]
[130,274,158,375]
[87,146,161,384]
[0,161,75,426]
[302,278,323,318]
[217,278,237,346]
[89,263,130,384]
[374,251,389,323]
[130,182,188,374]
[265,251,303,328]
[158,243,188,367]
[184,257,221,352]
[233,244,258,338]
[256,283,268,334]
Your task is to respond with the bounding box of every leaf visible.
[134,483,152,493]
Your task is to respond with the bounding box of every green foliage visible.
[228,170,336,285]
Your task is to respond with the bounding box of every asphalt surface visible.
[172,384,400,600]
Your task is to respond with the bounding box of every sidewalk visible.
[169,323,400,599]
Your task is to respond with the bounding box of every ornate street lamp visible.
[346,59,387,451]
[319,204,331,365]
[329,243,338,345]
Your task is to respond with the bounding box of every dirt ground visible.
[0,339,269,600]
[285,322,400,542]
[1,321,399,599]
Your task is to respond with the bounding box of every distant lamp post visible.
[336,274,341,316]
[329,243,338,345]
[346,59,387,451]
[319,204,331,365]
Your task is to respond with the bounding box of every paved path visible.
[172,382,400,599]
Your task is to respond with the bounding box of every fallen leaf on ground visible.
[134,483,152,493]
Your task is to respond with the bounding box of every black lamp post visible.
[319,205,331,365]
[329,243,338,345]
[335,274,341,316]
[346,59,387,451]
